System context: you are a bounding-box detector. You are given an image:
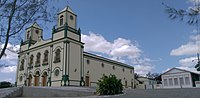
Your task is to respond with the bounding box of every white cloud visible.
[169,34,200,74]
[81,33,111,54]
[110,38,141,58]
[179,56,197,67]
[188,0,200,4]
[0,66,17,73]
[81,32,153,75]
[170,34,200,56]
[2,78,13,82]
[0,43,19,66]
[81,32,142,58]
[134,65,154,76]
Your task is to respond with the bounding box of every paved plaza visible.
[107,88,200,98]
[1,87,200,98]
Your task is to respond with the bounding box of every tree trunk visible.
[0,0,17,59]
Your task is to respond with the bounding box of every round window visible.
[70,15,73,20]
[54,69,59,76]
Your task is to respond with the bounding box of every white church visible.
[16,6,135,88]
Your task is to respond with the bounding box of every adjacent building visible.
[161,68,200,88]
[16,6,134,88]
[135,76,158,89]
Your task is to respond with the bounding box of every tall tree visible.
[163,1,200,71]
[0,0,56,59]
[146,72,160,79]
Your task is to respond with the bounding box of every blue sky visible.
[63,0,199,73]
[0,0,200,83]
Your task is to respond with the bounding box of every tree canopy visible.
[0,0,56,59]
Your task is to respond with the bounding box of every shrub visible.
[96,74,123,95]
[0,81,12,88]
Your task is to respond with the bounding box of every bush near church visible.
[96,74,123,95]
[0,81,12,88]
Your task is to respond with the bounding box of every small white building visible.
[161,68,200,88]
[136,77,157,89]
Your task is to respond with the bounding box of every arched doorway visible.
[34,71,40,86]
[42,72,48,86]
[28,74,32,86]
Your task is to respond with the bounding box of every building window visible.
[113,66,115,70]
[19,76,23,82]
[70,15,73,20]
[169,78,173,86]
[122,68,125,72]
[54,69,59,76]
[35,52,41,67]
[174,78,178,85]
[101,63,104,68]
[35,30,39,34]
[179,77,184,85]
[164,79,168,86]
[20,59,24,71]
[30,55,34,65]
[27,31,30,39]
[185,77,190,85]
[86,59,90,64]
[130,70,132,74]
[43,50,49,65]
[54,49,61,63]
[60,15,64,26]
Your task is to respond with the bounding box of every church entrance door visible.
[34,71,40,86]
[34,76,39,86]
[42,72,48,86]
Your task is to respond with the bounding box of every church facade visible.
[16,6,134,88]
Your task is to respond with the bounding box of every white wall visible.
[162,69,193,88]
[83,53,134,88]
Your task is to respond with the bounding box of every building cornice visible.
[83,52,134,69]
[19,37,84,55]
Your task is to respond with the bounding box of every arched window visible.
[54,49,61,63]
[43,50,49,64]
[20,59,24,71]
[27,31,30,39]
[35,30,39,34]
[60,15,64,26]
[36,52,41,65]
[30,55,34,65]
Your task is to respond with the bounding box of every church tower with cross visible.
[16,6,134,88]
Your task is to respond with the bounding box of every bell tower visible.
[25,22,43,42]
[57,6,77,29]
